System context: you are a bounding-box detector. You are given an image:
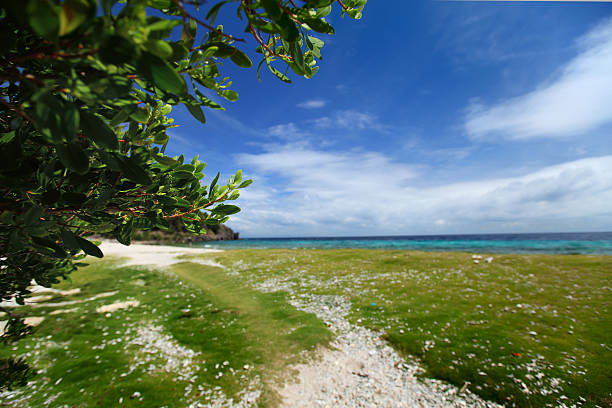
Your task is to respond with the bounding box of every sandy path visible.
[278,295,502,408]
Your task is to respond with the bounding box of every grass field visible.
[1,249,611,407]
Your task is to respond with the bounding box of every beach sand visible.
[99,241,224,268]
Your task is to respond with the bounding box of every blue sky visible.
[166,1,612,237]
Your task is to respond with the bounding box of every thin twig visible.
[0,99,34,123]
[173,0,245,42]
[163,189,230,219]
[336,0,349,11]
[6,49,98,65]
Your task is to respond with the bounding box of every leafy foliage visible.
[0,0,365,389]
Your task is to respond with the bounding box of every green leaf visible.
[304,18,335,34]
[56,143,89,174]
[99,35,137,65]
[129,108,150,123]
[306,0,335,7]
[212,204,240,215]
[116,218,134,246]
[234,169,242,183]
[119,156,152,185]
[238,179,253,188]
[266,61,292,83]
[181,18,197,49]
[147,18,182,32]
[315,5,332,18]
[27,0,59,39]
[220,89,238,102]
[24,206,43,226]
[157,195,177,206]
[185,103,206,124]
[206,0,237,23]
[278,14,299,42]
[138,52,187,95]
[307,36,324,59]
[80,111,118,149]
[173,170,195,179]
[148,0,174,10]
[0,131,16,144]
[145,39,173,59]
[289,41,304,72]
[175,197,191,208]
[59,0,91,36]
[170,41,189,61]
[64,104,80,141]
[229,48,252,68]
[76,236,104,258]
[31,236,66,258]
[209,172,220,195]
[154,154,179,167]
[261,0,283,21]
[60,228,80,251]
[175,163,195,172]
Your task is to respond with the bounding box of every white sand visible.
[96,300,140,313]
[99,241,223,268]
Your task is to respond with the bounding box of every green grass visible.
[1,249,611,407]
[0,256,331,407]
[205,249,612,407]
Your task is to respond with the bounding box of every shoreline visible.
[164,242,612,256]
[181,231,612,256]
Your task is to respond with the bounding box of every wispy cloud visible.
[233,145,612,236]
[267,123,305,140]
[264,109,387,143]
[313,110,382,131]
[297,99,327,109]
[465,17,612,140]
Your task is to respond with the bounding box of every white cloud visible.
[297,99,327,109]
[232,145,612,236]
[465,17,612,140]
[267,123,304,140]
[313,110,381,131]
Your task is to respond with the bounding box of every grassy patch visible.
[205,249,612,407]
[2,249,610,407]
[0,256,330,407]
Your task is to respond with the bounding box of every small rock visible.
[24,316,45,327]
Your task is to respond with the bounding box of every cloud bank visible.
[465,17,612,141]
[232,144,612,237]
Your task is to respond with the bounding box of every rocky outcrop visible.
[184,224,239,242]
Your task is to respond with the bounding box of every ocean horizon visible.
[194,231,612,255]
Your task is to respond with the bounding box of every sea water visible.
[195,232,612,255]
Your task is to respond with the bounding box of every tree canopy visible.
[0,0,366,389]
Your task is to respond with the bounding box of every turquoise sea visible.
[194,232,612,255]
